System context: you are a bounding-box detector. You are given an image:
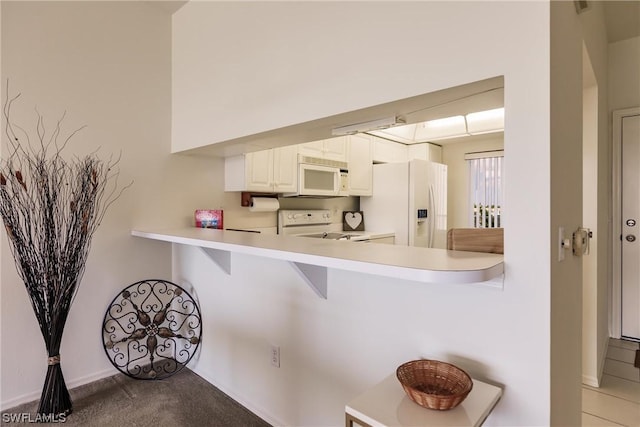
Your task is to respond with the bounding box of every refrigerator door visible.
[409,159,430,247]
[360,162,410,245]
[429,161,448,249]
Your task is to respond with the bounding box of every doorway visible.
[582,46,605,387]
[613,107,640,343]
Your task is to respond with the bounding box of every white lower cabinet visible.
[347,134,373,196]
[224,145,298,193]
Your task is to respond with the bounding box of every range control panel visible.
[278,210,333,227]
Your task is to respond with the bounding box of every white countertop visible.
[131,227,503,287]
[346,373,502,427]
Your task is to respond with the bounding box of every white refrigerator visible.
[361,159,448,248]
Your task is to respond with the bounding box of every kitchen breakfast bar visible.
[132,228,504,298]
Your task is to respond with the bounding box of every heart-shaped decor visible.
[343,211,364,231]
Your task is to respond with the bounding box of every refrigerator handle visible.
[429,184,436,248]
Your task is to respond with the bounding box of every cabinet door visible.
[372,137,407,163]
[245,150,274,192]
[347,134,373,196]
[323,136,348,162]
[299,140,325,158]
[273,145,298,193]
[407,143,442,162]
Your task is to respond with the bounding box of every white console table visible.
[345,374,502,427]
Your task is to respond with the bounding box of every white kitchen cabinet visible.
[347,133,373,196]
[245,149,274,192]
[298,140,325,158]
[372,136,407,163]
[224,145,298,193]
[407,143,442,163]
[299,136,347,162]
[272,144,298,192]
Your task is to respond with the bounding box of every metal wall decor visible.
[102,280,202,380]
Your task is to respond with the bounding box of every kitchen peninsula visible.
[132,227,504,298]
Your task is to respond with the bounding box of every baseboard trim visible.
[582,374,599,387]
[191,367,285,427]
[597,336,610,384]
[0,367,118,412]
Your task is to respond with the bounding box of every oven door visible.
[298,164,340,196]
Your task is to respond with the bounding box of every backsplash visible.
[220,193,359,231]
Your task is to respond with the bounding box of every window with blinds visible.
[466,151,504,228]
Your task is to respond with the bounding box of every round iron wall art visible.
[102,279,202,380]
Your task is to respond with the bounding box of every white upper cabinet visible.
[347,134,373,196]
[299,136,347,162]
[225,145,298,193]
[407,143,442,163]
[372,137,407,163]
[272,145,298,192]
[245,149,274,192]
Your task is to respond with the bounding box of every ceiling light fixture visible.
[466,108,504,135]
[418,115,468,140]
[331,116,406,136]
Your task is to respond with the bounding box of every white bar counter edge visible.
[131,228,504,294]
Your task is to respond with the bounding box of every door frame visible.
[611,107,640,339]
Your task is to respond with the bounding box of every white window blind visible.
[467,151,503,228]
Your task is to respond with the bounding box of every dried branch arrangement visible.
[0,89,130,417]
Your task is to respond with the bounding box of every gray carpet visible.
[1,369,272,426]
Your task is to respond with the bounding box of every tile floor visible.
[582,338,640,426]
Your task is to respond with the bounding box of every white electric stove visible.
[278,209,362,240]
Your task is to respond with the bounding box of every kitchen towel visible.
[249,197,280,212]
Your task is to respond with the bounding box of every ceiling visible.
[603,1,640,43]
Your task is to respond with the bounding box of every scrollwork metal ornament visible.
[102,280,202,380]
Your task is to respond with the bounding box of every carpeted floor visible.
[1,369,272,426]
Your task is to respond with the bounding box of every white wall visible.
[609,36,640,112]
[173,2,555,425]
[0,1,214,409]
[441,136,504,230]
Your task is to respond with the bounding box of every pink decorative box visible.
[194,209,223,229]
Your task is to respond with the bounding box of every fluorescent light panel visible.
[332,116,405,136]
[420,115,467,140]
[466,108,504,135]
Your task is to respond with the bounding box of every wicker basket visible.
[396,360,473,411]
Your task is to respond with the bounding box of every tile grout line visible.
[601,371,640,384]
[581,409,626,427]
[584,384,640,405]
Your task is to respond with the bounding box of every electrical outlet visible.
[270,345,280,368]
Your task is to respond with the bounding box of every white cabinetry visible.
[347,134,373,196]
[299,136,347,162]
[372,137,407,163]
[407,143,442,163]
[272,145,298,192]
[225,145,298,193]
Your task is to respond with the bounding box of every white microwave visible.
[284,156,348,197]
